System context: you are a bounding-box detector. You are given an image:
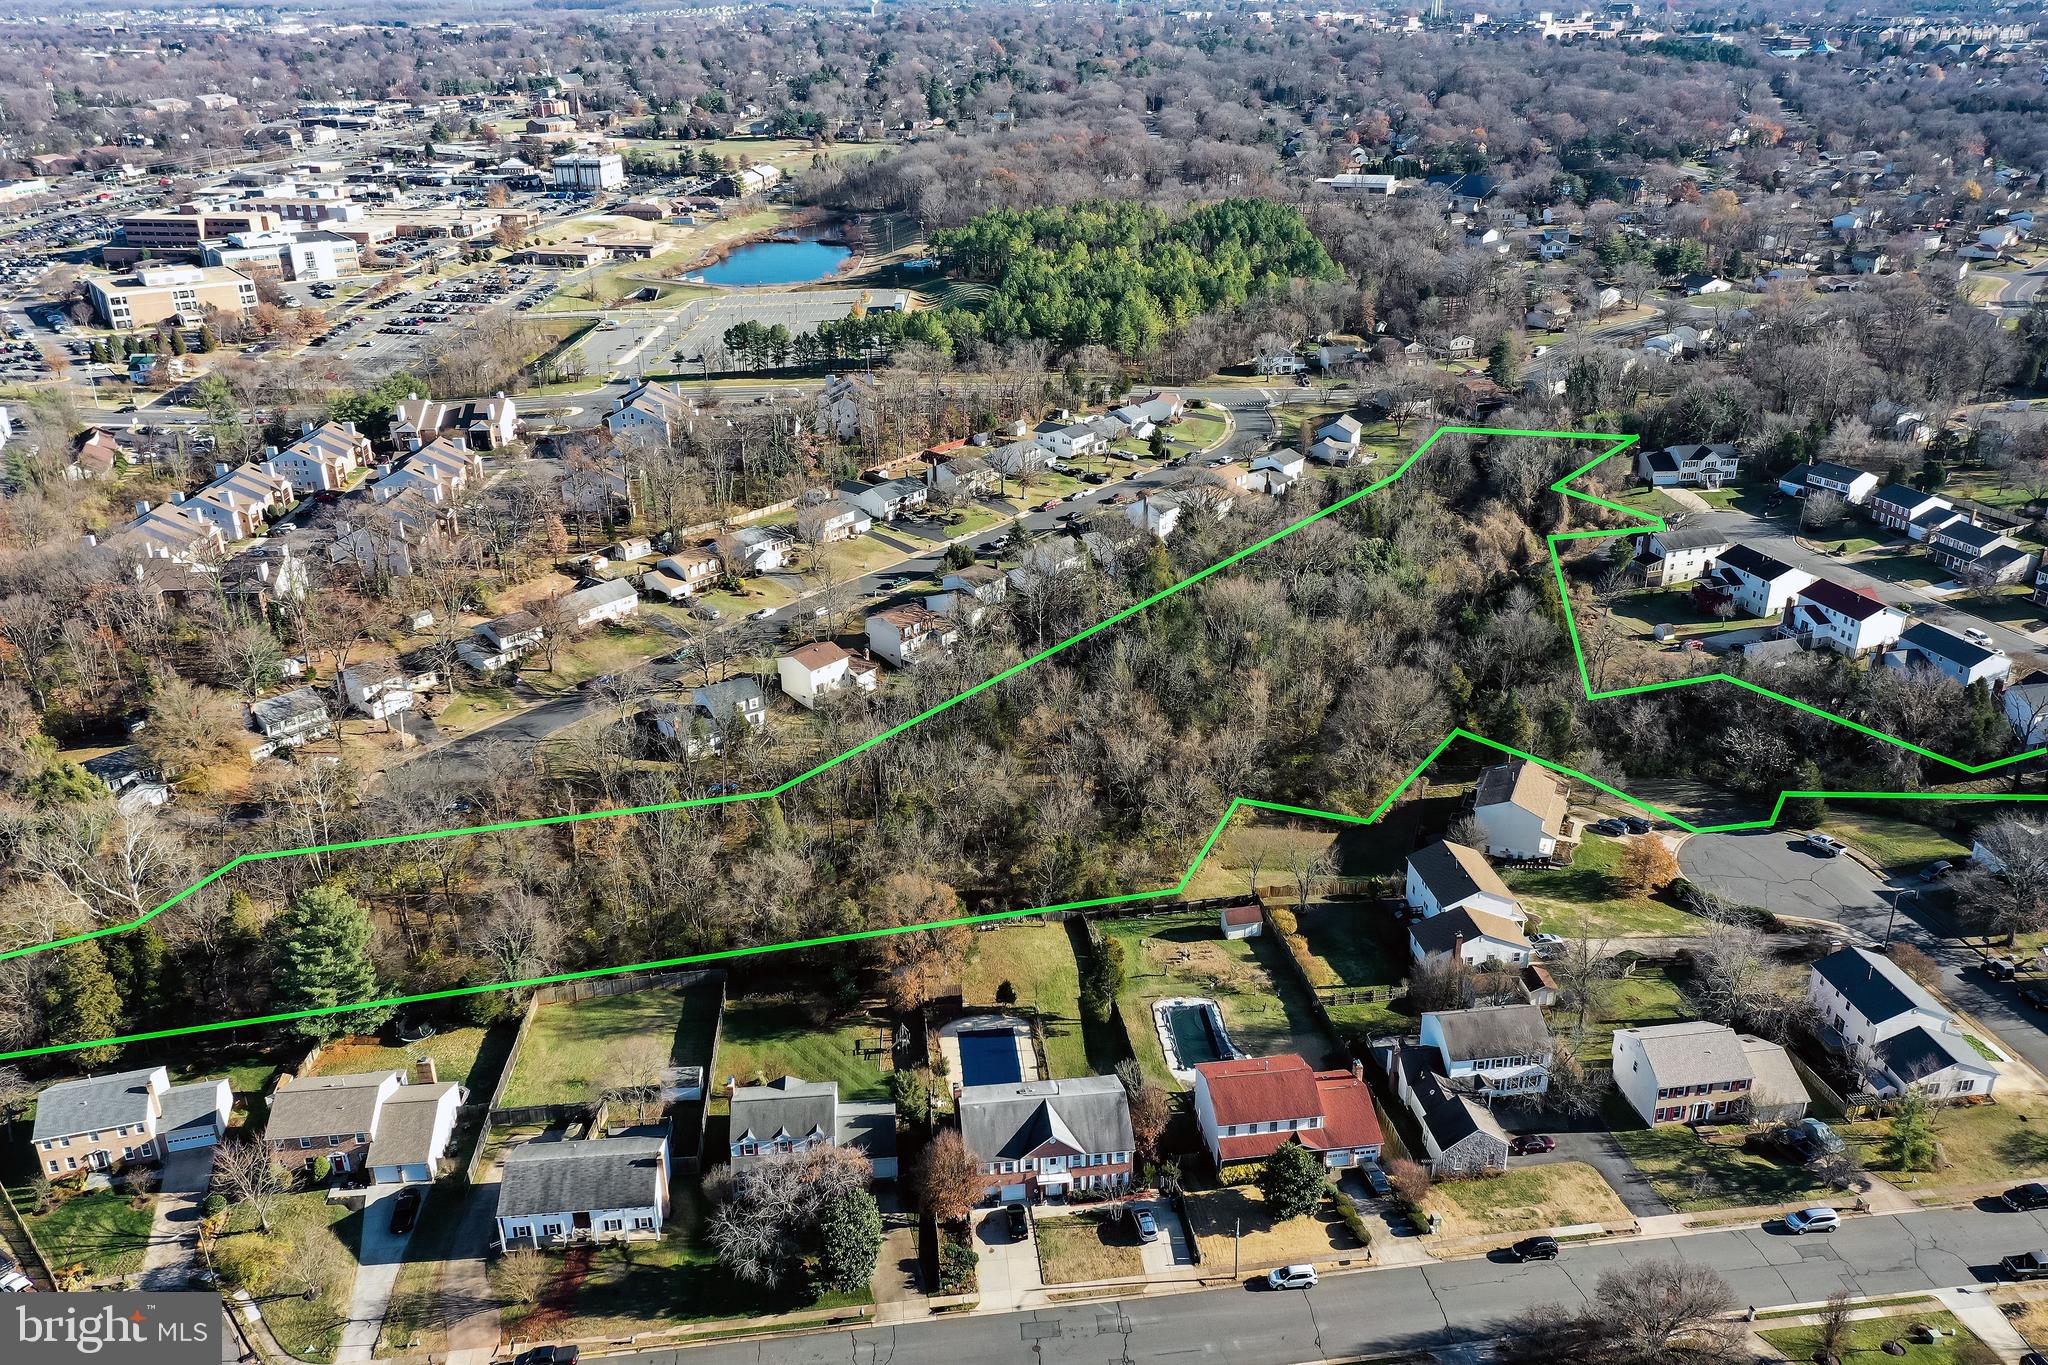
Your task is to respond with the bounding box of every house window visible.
[601,1218,623,1232]
[88,1131,100,1142]
[66,1158,77,1170]
[299,1137,313,1149]
[635,1216,656,1231]
[329,1135,342,1146]
[542,1223,563,1238]
[1958,1080,1976,1094]
[46,1161,58,1174]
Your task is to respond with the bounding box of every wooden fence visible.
[0,1180,56,1290]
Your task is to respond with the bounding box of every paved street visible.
[599,1205,2048,1365]
[1680,831,2048,1079]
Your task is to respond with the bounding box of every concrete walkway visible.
[138,1147,213,1291]
[1935,1287,2036,1362]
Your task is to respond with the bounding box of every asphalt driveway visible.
[1495,1110,1670,1219]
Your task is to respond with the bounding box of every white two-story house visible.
[1634,527,1733,588]
[1418,1006,1553,1100]
[778,642,879,709]
[1808,947,1998,1100]
[866,604,957,668]
[1700,544,1814,618]
[1786,579,1907,655]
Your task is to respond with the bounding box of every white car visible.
[1266,1264,1318,1290]
[1803,833,1846,858]
[1962,627,1996,648]
[748,607,776,621]
[1782,1207,1840,1235]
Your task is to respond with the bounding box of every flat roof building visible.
[83,265,259,329]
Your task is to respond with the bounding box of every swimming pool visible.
[1163,1002,1229,1067]
[957,1028,1025,1086]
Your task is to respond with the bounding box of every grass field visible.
[1273,900,1406,1044]
[1608,1117,1839,1212]
[1761,1309,1996,1365]
[1572,964,1695,1062]
[1606,588,1767,640]
[1183,1184,1363,1271]
[1855,549,1946,588]
[1034,1211,1146,1285]
[1426,1162,1632,1239]
[222,1192,362,1362]
[309,1025,512,1092]
[1948,587,2045,629]
[1506,834,1700,937]
[1100,909,1337,1090]
[1819,810,1971,872]
[15,1187,154,1281]
[712,996,892,1113]
[958,924,1097,1078]
[500,984,720,1110]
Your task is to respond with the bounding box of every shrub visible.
[937,1238,977,1293]
[1332,1190,1373,1251]
[1386,1157,1431,1223]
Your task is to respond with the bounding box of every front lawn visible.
[711,996,892,1114]
[1425,1161,1632,1238]
[1855,550,1945,588]
[1099,909,1338,1090]
[1761,1309,1996,1365]
[218,1192,361,1363]
[1506,833,1702,937]
[1818,810,1971,873]
[1182,1184,1363,1272]
[499,984,720,1111]
[1607,1117,1838,1212]
[1848,1094,2048,1198]
[1033,1211,1146,1285]
[1948,587,2045,630]
[16,1186,154,1282]
[958,924,1100,1078]
[1170,408,1230,451]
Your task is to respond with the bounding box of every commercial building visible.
[83,265,259,329]
[552,153,625,191]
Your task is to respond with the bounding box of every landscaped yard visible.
[1847,1094,2048,1200]
[1425,1162,1632,1239]
[1506,833,1701,937]
[220,1192,362,1363]
[499,984,721,1110]
[1571,964,1695,1062]
[1099,908,1338,1090]
[958,924,1100,1078]
[14,1186,154,1282]
[711,996,892,1114]
[309,1024,514,1092]
[1607,1116,1840,1212]
[1606,588,1767,640]
[523,621,676,697]
[1818,810,1971,873]
[1760,1309,1996,1365]
[1033,1211,1146,1285]
[1182,1184,1364,1271]
[1272,900,1407,1045]
[1948,587,2045,630]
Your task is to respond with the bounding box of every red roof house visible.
[1191,1054,1384,1170]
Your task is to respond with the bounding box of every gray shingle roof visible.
[1424,1005,1550,1064]
[1716,543,1800,582]
[158,1080,229,1140]
[1408,841,1515,909]
[1877,1025,1985,1085]
[1618,1020,1755,1089]
[730,1076,837,1148]
[1392,1042,1507,1153]
[1813,947,1947,1027]
[958,1076,1132,1163]
[32,1067,164,1142]
[1899,622,1999,672]
[1409,906,1529,957]
[497,1135,668,1218]
[265,1072,392,1142]
[365,1082,458,1170]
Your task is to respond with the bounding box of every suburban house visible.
[462,611,545,672]
[1316,415,1365,451]
[266,420,370,494]
[1698,544,1814,618]
[639,547,723,601]
[264,1063,465,1182]
[691,678,768,732]
[1190,1054,1384,1173]
[1417,1006,1553,1101]
[2004,671,2048,746]
[30,1067,231,1175]
[959,1076,1133,1202]
[1882,622,2011,688]
[390,391,519,450]
[1612,1021,1807,1126]
[929,454,999,498]
[1785,579,1906,655]
[495,1132,670,1248]
[1636,443,1741,489]
[926,565,1008,623]
[178,460,295,542]
[1380,1038,1510,1176]
[799,498,875,543]
[1469,760,1575,862]
[1125,492,1186,540]
[1408,906,1532,969]
[1405,841,1526,924]
[866,604,957,668]
[248,686,333,756]
[606,379,694,445]
[726,526,791,574]
[846,478,929,522]
[1927,521,2039,585]
[1034,418,1104,463]
[560,576,640,628]
[728,1076,898,1179]
[1780,459,1879,505]
[339,657,433,721]
[1808,947,1999,1100]
[1633,527,1732,587]
[1218,903,1263,940]
[1869,485,1957,539]
[778,641,880,709]
[817,374,873,440]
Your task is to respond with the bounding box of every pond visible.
[694,237,852,287]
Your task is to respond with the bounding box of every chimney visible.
[81,533,98,549]
[214,461,229,477]
[302,420,314,435]
[265,445,279,458]
[136,500,152,516]
[170,491,185,505]
[413,1057,438,1086]
[1351,1058,1364,1083]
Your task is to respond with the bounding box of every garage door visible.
[164,1130,218,1152]
[1000,1184,1028,1203]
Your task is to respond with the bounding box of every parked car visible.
[1920,860,1954,882]
[1363,1165,1392,1198]
[1134,1208,1160,1244]
[1963,627,1995,648]
[1265,1264,1318,1290]
[390,1187,422,1235]
[1004,1202,1029,1241]
[748,607,776,620]
[1620,816,1652,834]
[1509,1134,1556,1156]
[2003,1250,2048,1282]
[2003,1184,2048,1212]
[1782,1207,1840,1235]
[1802,833,1847,857]
[1590,818,1628,837]
[689,606,721,622]
[518,1348,579,1365]
[1985,956,2020,981]
[2021,987,2048,1012]
[1509,1236,1559,1261]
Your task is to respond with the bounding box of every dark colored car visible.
[1985,956,2020,981]
[2003,1184,2048,1212]
[2003,1250,2048,1282]
[1004,1202,1029,1240]
[1589,818,1628,837]
[1620,816,1653,834]
[1509,1134,1556,1156]
[519,1348,580,1365]
[1510,1237,1559,1262]
[389,1187,422,1235]
[1363,1165,1392,1198]
[2021,988,2048,1012]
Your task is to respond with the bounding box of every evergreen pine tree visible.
[272,886,390,1040]
[46,940,125,1067]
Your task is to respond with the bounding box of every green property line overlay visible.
[6,424,2046,1063]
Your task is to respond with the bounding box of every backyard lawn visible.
[1760,1309,1996,1365]
[958,924,1098,1078]
[1099,908,1337,1090]
[1183,1184,1364,1271]
[499,984,721,1110]
[15,1187,154,1282]
[711,996,892,1114]
[1506,833,1701,937]
[1569,964,1696,1062]
[1425,1161,1632,1239]
[1819,810,1971,873]
[309,1024,514,1092]
[1034,1211,1146,1285]
[1605,588,1767,640]
[1273,900,1407,1045]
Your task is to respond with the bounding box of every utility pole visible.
[1233,1216,1240,1281]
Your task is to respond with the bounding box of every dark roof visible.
[1409,906,1528,957]
[1872,483,1943,515]
[958,1076,1132,1163]
[1648,528,1732,553]
[1899,622,1999,671]
[1424,1005,1550,1064]
[1876,1025,1984,1085]
[32,1067,163,1142]
[1798,579,1892,622]
[1391,1042,1506,1155]
[835,1102,898,1166]
[1808,459,1871,485]
[730,1077,837,1148]
[1716,543,1800,582]
[1645,450,1680,474]
[1408,840,1515,908]
[497,1135,667,1218]
[1813,947,1946,1026]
